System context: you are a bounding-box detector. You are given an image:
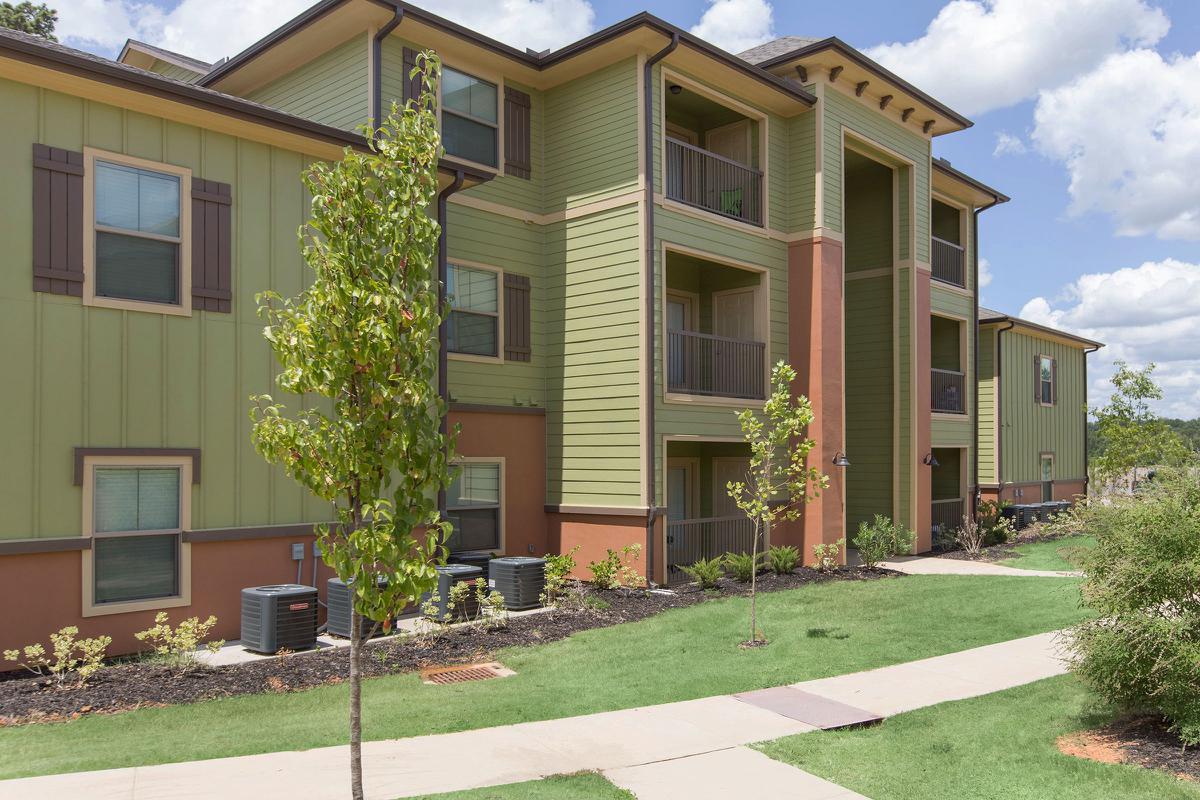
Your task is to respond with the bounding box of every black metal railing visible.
[665,137,763,226]
[931,237,965,287]
[932,368,966,414]
[931,498,965,544]
[666,516,757,585]
[668,329,766,400]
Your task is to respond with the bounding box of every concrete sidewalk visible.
[878,554,1081,578]
[0,630,1070,799]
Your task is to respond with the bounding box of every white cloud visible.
[1019,259,1200,417]
[690,0,776,54]
[992,131,1026,157]
[58,0,596,63]
[865,0,1168,117]
[978,257,994,288]
[1032,48,1200,241]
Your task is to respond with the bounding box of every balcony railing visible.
[665,137,763,226]
[932,368,966,414]
[931,498,966,546]
[931,237,965,288]
[666,515,757,585]
[668,329,766,400]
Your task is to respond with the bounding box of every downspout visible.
[994,318,1016,500]
[371,7,404,125]
[643,33,678,587]
[1082,343,1101,496]
[437,170,466,516]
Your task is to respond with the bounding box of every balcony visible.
[931,236,965,288]
[931,368,966,414]
[666,515,756,585]
[668,329,765,400]
[665,137,763,226]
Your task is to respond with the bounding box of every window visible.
[1038,355,1055,405]
[95,161,182,304]
[442,67,498,167]
[446,461,502,552]
[448,264,499,357]
[92,467,181,605]
[1040,454,1054,502]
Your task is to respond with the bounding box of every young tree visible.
[250,53,449,800]
[1090,361,1189,487]
[726,361,827,646]
[0,2,56,39]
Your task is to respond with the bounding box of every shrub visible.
[852,515,914,569]
[953,513,988,556]
[540,546,580,607]
[1068,464,1200,744]
[135,613,224,669]
[767,544,800,575]
[977,500,1016,546]
[682,556,723,589]
[724,551,762,582]
[4,627,112,686]
[588,543,643,590]
[813,538,845,572]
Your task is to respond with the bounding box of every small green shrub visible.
[1068,465,1200,744]
[134,613,223,670]
[540,545,580,607]
[978,500,1016,546]
[4,626,112,686]
[682,556,723,589]
[724,551,762,582]
[767,544,800,575]
[852,515,915,569]
[588,543,643,590]
[812,538,845,572]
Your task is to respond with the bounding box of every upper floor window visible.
[443,67,498,168]
[448,263,499,357]
[1038,355,1056,405]
[94,160,183,305]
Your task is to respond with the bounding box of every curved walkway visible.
[878,554,1082,578]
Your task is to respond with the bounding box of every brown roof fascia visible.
[755,37,971,128]
[979,314,1104,350]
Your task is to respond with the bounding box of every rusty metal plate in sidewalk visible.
[732,686,882,730]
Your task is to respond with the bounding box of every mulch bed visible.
[934,528,1082,564]
[1058,715,1200,783]
[0,566,897,727]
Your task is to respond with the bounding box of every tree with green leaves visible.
[1090,361,1190,488]
[726,361,827,646]
[249,52,449,800]
[0,2,56,39]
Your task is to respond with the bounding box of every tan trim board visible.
[74,447,201,485]
[544,505,650,517]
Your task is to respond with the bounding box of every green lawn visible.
[1001,535,1096,572]
[404,772,631,799]
[758,674,1199,800]
[0,575,1089,780]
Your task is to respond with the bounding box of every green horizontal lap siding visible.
[822,89,930,262]
[544,203,642,507]
[977,326,997,484]
[445,204,546,407]
[896,268,913,528]
[248,34,369,131]
[1000,330,1088,483]
[787,110,817,232]
[931,417,971,447]
[845,275,894,532]
[0,80,333,539]
[149,60,206,84]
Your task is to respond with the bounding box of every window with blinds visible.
[442,67,498,167]
[446,462,501,552]
[94,160,181,305]
[448,264,500,357]
[92,467,181,604]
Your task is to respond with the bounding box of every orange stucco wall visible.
[547,512,655,583]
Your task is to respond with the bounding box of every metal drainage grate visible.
[421,661,514,686]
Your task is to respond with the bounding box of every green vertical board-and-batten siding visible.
[0,81,333,540]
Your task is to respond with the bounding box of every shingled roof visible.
[738,36,823,65]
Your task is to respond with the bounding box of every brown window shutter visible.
[191,178,232,313]
[503,87,531,179]
[1034,355,1041,403]
[402,47,427,105]
[32,144,84,296]
[503,272,531,361]
[1051,358,1058,405]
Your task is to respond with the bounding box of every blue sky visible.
[58,0,1200,416]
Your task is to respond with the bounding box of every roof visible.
[979,307,1104,349]
[738,37,823,65]
[933,158,1009,205]
[199,2,817,108]
[0,27,492,182]
[118,39,213,75]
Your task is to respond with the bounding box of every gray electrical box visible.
[291,542,305,561]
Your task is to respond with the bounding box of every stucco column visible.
[787,236,845,563]
[914,268,933,551]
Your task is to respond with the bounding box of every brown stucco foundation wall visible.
[0,535,335,659]
[992,479,1088,504]
[789,236,846,565]
[1052,479,1088,502]
[546,512,653,582]
[450,408,547,557]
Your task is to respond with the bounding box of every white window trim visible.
[447,456,505,554]
[447,259,505,363]
[82,147,193,317]
[438,65,504,174]
[81,454,193,617]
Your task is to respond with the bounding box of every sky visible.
[55,0,1200,418]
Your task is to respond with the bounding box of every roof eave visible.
[980,315,1104,349]
[933,158,1010,206]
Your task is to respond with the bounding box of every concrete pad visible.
[733,686,882,729]
[606,746,868,800]
[877,555,1080,578]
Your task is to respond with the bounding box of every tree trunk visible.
[750,519,759,642]
[349,605,364,800]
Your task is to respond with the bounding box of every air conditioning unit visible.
[240,584,319,654]
[326,577,390,640]
[488,557,546,610]
[448,551,492,576]
[422,564,483,622]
